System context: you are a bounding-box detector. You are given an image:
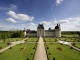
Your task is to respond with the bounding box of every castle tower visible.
[23,28,26,37]
[55,24,61,37]
[37,24,44,37]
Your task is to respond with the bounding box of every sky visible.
[0,0,80,31]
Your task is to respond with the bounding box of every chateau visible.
[24,24,61,37]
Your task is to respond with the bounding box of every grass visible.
[0,38,23,42]
[6,38,24,42]
[62,34,79,37]
[57,37,79,42]
[0,43,37,60]
[0,42,8,49]
[45,43,80,60]
[27,37,38,42]
[44,38,55,42]
[76,43,80,48]
[0,38,26,49]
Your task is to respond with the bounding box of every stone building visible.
[24,24,61,37]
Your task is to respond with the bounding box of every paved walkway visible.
[0,38,28,53]
[34,36,48,60]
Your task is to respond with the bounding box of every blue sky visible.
[0,0,80,31]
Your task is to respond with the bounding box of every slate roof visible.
[37,24,44,29]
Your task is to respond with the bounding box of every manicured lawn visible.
[27,37,38,42]
[6,38,23,42]
[0,42,8,49]
[76,43,80,48]
[44,38,55,42]
[0,38,26,49]
[57,37,79,42]
[45,43,80,60]
[62,34,79,37]
[0,43,37,60]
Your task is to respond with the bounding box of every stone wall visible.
[55,29,61,37]
[44,31,54,37]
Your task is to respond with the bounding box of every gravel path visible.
[34,36,48,60]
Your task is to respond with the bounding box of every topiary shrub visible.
[49,53,51,55]
[0,53,2,54]
[7,42,11,45]
[60,43,63,45]
[53,57,56,60]
[47,47,49,49]
[57,47,63,51]
[70,47,73,49]
[46,45,47,46]
[16,40,18,41]
[33,47,35,49]
[0,47,2,49]
[26,58,29,60]
[30,53,33,55]
[9,47,12,49]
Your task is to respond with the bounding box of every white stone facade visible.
[24,24,61,37]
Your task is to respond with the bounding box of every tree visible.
[11,32,20,38]
[11,30,24,38]
[1,33,8,41]
[72,43,76,47]
[77,31,80,37]
[19,30,24,39]
[7,32,11,41]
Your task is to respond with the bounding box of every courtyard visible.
[0,36,80,60]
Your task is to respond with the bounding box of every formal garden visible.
[44,33,80,60]
[0,43,37,60]
[61,34,79,37]
[0,31,38,60]
[0,31,80,60]
[27,37,38,42]
[45,43,80,60]
[44,37,55,42]
[57,37,80,42]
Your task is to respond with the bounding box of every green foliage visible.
[11,32,20,38]
[27,37,38,42]
[11,30,24,38]
[1,33,8,41]
[19,30,24,38]
[46,44,80,60]
[0,47,2,49]
[77,32,80,36]
[72,43,76,47]
[0,44,36,60]
[44,38,55,42]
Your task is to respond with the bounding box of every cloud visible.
[6,18,16,23]
[40,21,51,25]
[54,17,80,31]
[0,25,15,31]
[54,20,69,24]
[22,24,26,26]
[27,23,37,30]
[10,4,17,9]
[6,11,34,21]
[0,26,4,28]
[28,23,36,26]
[55,0,64,6]
[7,11,18,18]
[0,4,17,10]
